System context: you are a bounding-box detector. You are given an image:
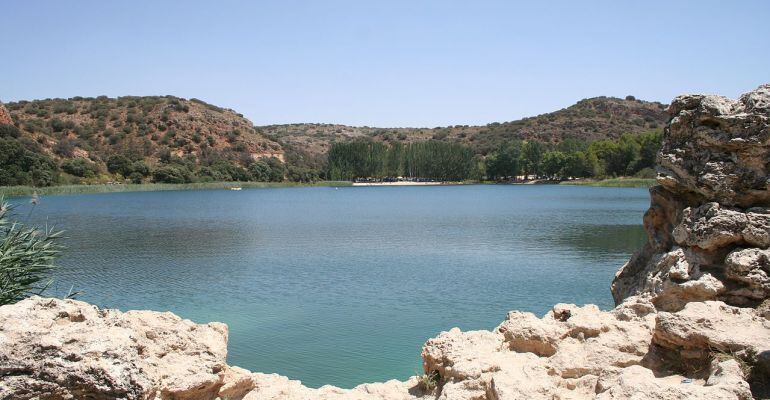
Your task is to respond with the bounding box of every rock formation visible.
[1,85,768,399]
[0,103,13,125]
[612,84,770,312]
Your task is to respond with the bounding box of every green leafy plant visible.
[0,196,64,305]
[418,370,440,393]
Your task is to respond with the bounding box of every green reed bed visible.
[560,178,656,188]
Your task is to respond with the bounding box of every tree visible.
[541,151,567,179]
[327,140,475,181]
[0,198,64,305]
[106,154,132,176]
[0,124,21,139]
[563,151,591,178]
[485,141,522,180]
[152,165,192,183]
[130,161,151,178]
[264,157,286,182]
[61,158,98,178]
[0,138,59,186]
[249,160,272,182]
[520,141,544,178]
[636,130,662,171]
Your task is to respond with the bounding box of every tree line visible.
[327,140,478,181]
[327,130,661,182]
[484,130,662,181]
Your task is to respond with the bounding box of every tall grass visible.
[560,178,656,188]
[0,196,64,305]
[0,181,353,198]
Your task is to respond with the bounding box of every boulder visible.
[0,296,229,400]
[652,301,770,372]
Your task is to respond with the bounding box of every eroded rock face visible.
[613,84,770,311]
[658,85,770,207]
[0,103,12,125]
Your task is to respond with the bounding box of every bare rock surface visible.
[0,103,12,125]
[1,86,769,399]
[0,296,229,400]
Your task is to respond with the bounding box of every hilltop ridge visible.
[262,96,667,171]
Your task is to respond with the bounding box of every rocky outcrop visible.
[0,296,230,400]
[612,84,770,311]
[0,103,13,125]
[1,86,768,400]
[0,296,426,400]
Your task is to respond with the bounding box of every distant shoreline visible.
[0,181,352,198]
[559,177,655,188]
[0,177,654,198]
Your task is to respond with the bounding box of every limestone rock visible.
[421,328,505,381]
[613,85,770,310]
[594,363,752,400]
[725,248,770,300]
[652,301,770,367]
[673,203,770,250]
[242,374,421,400]
[659,84,770,207]
[0,296,228,400]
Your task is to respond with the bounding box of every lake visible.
[14,185,649,388]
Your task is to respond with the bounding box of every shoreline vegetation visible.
[559,177,656,188]
[0,181,353,197]
[0,177,654,197]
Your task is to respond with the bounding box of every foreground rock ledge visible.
[2,85,769,400]
[1,296,766,400]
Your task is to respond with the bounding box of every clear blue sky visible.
[1,1,768,127]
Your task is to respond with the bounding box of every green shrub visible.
[61,158,98,178]
[152,165,192,183]
[0,124,21,139]
[106,154,132,176]
[0,197,64,306]
[0,138,59,186]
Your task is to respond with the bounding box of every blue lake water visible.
[15,185,649,388]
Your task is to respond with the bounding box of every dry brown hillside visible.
[4,96,284,168]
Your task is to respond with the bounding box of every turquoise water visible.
[16,185,649,388]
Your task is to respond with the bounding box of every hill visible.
[262,96,668,170]
[1,96,287,185]
[0,94,667,186]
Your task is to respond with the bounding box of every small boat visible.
[230,187,242,191]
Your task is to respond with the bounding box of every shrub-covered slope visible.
[1,96,285,185]
[262,96,668,170]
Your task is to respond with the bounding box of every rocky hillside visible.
[263,96,668,169]
[2,96,284,176]
[0,86,766,399]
